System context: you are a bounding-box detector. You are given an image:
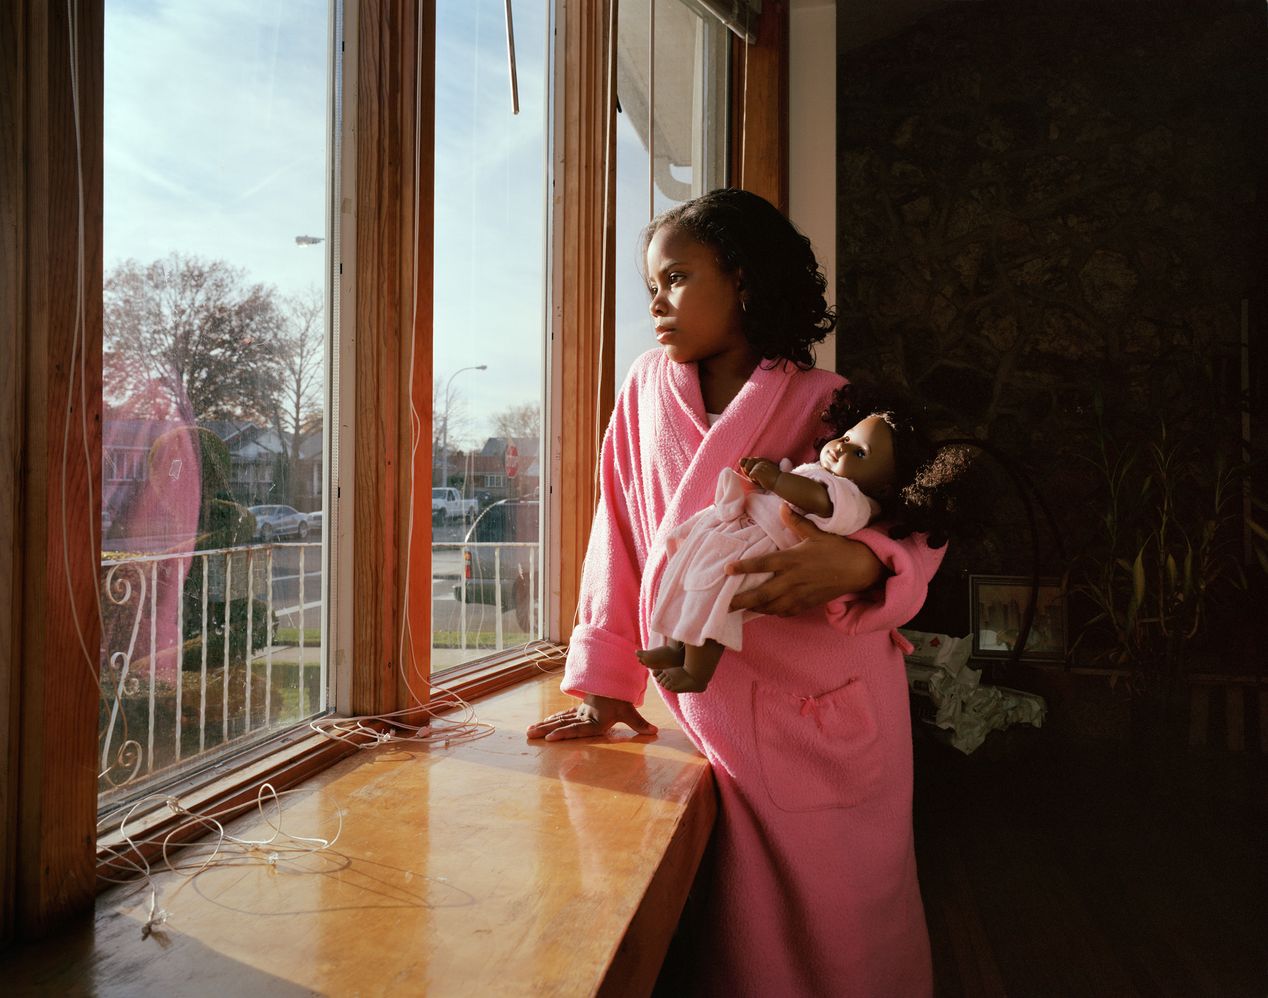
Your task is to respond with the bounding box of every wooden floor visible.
[912,723,1267,997]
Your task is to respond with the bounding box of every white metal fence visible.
[98,541,323,803]
[98,536,542,803]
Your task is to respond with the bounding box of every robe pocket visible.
[681,531,748,591]
[752,677,885,812]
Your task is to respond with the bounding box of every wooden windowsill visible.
[95,646,570,873]
[16,673,716,996]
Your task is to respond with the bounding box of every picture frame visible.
[969,575,1067,662]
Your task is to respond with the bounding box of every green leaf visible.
[1126,548,1146,630]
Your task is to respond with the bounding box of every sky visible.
[104,1,331,302]
[104,0,710,446]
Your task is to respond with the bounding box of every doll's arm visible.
[738,456,833,518]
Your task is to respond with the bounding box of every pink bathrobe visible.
[563,350,942,997]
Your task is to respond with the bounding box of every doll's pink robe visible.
[563,350,942,997]
[650,463,878,651]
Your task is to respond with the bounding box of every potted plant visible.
[1064,401,1260,746]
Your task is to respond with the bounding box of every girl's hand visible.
[739,456,780,490]
[525,693,658,741]
[725,505,885,616]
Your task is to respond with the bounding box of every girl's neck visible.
[698,350,760,415]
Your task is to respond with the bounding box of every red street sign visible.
[505,443,519,479]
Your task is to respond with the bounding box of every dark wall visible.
[835,1,1266,649]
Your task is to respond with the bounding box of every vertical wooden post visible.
[0,0,25,945]
[730,0,789,211]
[353,0,434,716]
[554,0,616,637]
[2,0,105,939]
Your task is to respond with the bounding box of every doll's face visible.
[820,414,897,498]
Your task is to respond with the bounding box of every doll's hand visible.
[739,456,780,490]
[725,504,885,616]
[526,693,658,741]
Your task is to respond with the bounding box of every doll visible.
[637,385,972,693]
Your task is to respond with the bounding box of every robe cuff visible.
[562,624,650,707]
[824,526,945,636]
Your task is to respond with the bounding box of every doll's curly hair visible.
[817,383,980,549]
[640,188,836,368]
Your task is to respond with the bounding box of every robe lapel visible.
[661,358,797,533]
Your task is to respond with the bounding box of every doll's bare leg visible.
[642,640,724,693]
[635,644,685,669]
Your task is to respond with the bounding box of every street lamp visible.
[440,364,487,496]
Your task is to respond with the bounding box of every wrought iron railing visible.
[98,537,541,804]
[98,542,323,804]
[432,541,541,653]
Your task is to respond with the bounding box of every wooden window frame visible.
[0,0,787,942]
[730,0,789,210]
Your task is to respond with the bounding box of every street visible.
[102,516,536,663]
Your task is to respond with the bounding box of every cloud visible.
[106,0,563,445]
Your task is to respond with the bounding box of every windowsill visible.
[96,646,569,874]
[44,672,716,995]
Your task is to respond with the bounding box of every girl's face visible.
[820,414,897,498]
[645,225,754,371]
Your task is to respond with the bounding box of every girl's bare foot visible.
[636,645,685,669]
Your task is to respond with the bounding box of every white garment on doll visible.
[648,462,879,652]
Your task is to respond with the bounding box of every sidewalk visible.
[261,643,537,673]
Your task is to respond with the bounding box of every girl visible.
[527,189,943,998]
[638,386,972,695]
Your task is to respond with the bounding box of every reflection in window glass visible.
[431,1,551,671]
[614,0,730,382]
[99,0,336,806]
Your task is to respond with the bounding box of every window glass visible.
[100,0,337,806]
[431,1,551,671]
[614,0,730,383]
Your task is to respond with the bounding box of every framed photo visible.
[969,575,1067,662]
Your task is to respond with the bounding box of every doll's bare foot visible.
[636,645,685,669]
[650,667,708,694]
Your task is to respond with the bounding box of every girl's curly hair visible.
[640,188,836,368]
[818,383,981,549]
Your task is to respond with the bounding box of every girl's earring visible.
[740,297,749,314]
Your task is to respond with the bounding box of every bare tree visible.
[492,402,541,441]
[433,372,476,485]
[103,254,285,422]
[271,286,326,491]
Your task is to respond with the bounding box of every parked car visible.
[248,504,309,541]
[432,487,479,523]
[306,510,323,536]
[452,497,540,629]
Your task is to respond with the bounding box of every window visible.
[98,0,340,807]
[614,0,730,383]
[430,0,551,671]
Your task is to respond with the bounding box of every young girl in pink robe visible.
[528,189,943,997]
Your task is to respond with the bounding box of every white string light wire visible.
[98,783,344,940]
